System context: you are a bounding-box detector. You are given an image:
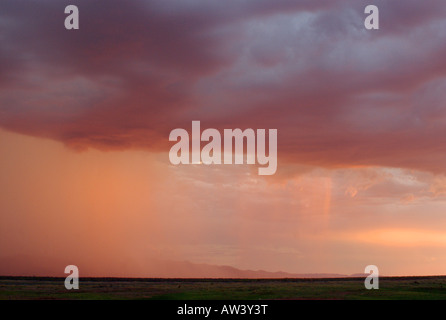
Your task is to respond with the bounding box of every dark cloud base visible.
[1,0,446,173]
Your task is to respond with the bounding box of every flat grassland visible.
[1,276,446,300]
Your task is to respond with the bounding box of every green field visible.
[1,276,446,300]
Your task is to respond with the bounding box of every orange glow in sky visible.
[2,0,446,278]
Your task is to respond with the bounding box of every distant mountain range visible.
[0,255,366,278]
[139,260,366,279]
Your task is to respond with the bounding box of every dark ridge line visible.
[1,275,446,282]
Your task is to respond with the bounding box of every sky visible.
[1,0,446,277]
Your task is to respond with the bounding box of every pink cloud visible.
[1,0,446,174]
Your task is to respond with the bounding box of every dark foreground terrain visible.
[1,276,446,300]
